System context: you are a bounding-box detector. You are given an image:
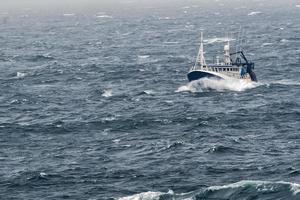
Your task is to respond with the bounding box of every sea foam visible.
[176,78,259,93]
[119,191,163,200]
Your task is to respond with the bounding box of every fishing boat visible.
[187,33,257,82]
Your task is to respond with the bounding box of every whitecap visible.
[119,191,163,200]
[208,180,300,195]
[296,5,300,8]
[102,90,112,97]
[208,180,263,191]
[113,139,121,144]
[122,32,132,36]
[269,79,300,86]
[176,82,199,93]
[63,13,75,16]
[16,72,26,78]
[158,17,170,20]
[39,172,47,178]
[96,15,113,18]
[214,181,300,197]
[138,55,150,59]
[102,116,116,122]
[10,99,19,104]
[290,182,300,195]
[137,55,150,64]
[163,41,179,44]
[182,6,190,9]
[247,11,262,16]
[261,43,273,46]
[143,90,155,95]
[204,37,235,44]
[166,141,184,149]
[118,181,300,199]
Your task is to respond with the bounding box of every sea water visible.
[0,1,299,199]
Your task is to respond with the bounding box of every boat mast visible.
[224,37,231,65]
[194,32,206,70]
[199,32,206,68]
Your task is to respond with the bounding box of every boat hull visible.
[187,70,257,82]
[187,70,223,82]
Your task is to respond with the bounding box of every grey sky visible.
[0,0,298,13]
[0,0,203,13]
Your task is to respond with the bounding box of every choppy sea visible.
[0,2,300,200]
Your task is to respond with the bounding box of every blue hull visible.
[187,71,223,82]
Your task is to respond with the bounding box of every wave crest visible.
[119,191,163,200]
[118,181,300,200]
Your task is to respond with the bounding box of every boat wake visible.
[267,79,300,86]
[176,78,259,93]
[119,180,300,200]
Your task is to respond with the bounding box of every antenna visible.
[236,26,242,59]
[240,29,245,51]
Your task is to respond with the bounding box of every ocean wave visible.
[102,90,113,97]
[101,116,117,122]
[9,171,56,186]
[163,41,179,44]
[137,55,156,64]
[118,180,300,200]
[280,39,289,43]
[204,37,235,44]
[138,55,150,59]
[176,78,259,93]
[63,13,75,16]
[206,144,245,154]
[119,191,163,200]
[16,72,27,78]
[261,42,273,47]
[96,15,113,18]
[165,141,184,150]
[268,80,300,86]
[26,54,55,62]
[141,90,156,95]
[247,11,262,16]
